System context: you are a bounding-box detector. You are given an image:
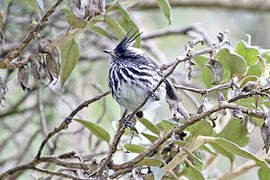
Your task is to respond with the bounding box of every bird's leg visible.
[119,113,138,144]
[119,114,138,134]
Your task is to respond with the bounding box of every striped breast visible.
[108,63,166,111]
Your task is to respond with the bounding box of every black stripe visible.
[121,68,135,80]
[127,67,153,77]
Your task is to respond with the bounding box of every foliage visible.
[0,0,270,180]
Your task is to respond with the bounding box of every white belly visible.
[116,81,166,112]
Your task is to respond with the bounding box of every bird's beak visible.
[103,50,116,57]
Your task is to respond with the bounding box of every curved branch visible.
[136,0,270,12]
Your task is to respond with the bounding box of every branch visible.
[135,0,270,12]
[0,0,65,68]
[111,101,266,171]
[35,91,110,160]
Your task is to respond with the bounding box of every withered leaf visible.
[31,58,41,83]
[97,0,105,14]
[46,53,60,79]
[232,108,245,122]
[261,124,270,151]
[241,81,257,93]
[218,91,226,116]
[18,65,30,91]
[206,58,223,84]
[43,62,53,85]
[247,116,256,134]
[0,77,7,107]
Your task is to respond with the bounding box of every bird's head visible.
[104,29,142,62]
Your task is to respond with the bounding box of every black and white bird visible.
[104,30,189,120]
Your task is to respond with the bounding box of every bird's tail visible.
[165,80,190,120]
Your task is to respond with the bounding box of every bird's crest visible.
[114,29,142,54]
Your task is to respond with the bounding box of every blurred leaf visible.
[150,166,165,180]
[89,25,112,39]
[61,8,73,16]
[60,39,79,86]
[215,48,247,76]
[157,0,172,25]
[36,0,44,10]
[117,4,141,47]
[104,15,125,39]
[263,53,270,63]
[124,144,145,153]
[141,133,158,143]
[214,138,265,166]
[186,121,213,137]
[217,118,249,147]
[258,166,270,180]
[138,118,160,136]
[137,158,163,167]
[182,166,205,180]
[209,142,234,166]
[23,0,37,11]
[205,58,223,84]
[66,14,87,28]
[235,41,259,66]
[74,119,110,144]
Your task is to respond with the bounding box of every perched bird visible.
[104,30,189,122]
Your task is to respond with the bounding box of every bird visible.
[104,30,189,125]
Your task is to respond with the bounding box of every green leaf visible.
[174,140,187,146]
[124,144,146,153]
[66,15,87,28]
[247,64,262,76]
[209,142,235,166]
[186,121,213,137]
[104,15,126,39]
[258,166,270,180]
[158,120,177,131]
[138,118,160,136]
[217,118,249,147]
[150,166,165,180]
[182,166,205,180]
[157,0,172,25]
[89,25,111,39]
[240,76,258,88]
[202,65,213,88]
[200,144,217,156]
[215,48,247,76]
[61,8,73,16]
[141,133,158,143]
[136,158,163,167]
[214,138,265,166]
[60,39,79,86]
[193,55,208,66]
[74,119,110,144]
[235,41,259,66]
[117,3,141,48]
